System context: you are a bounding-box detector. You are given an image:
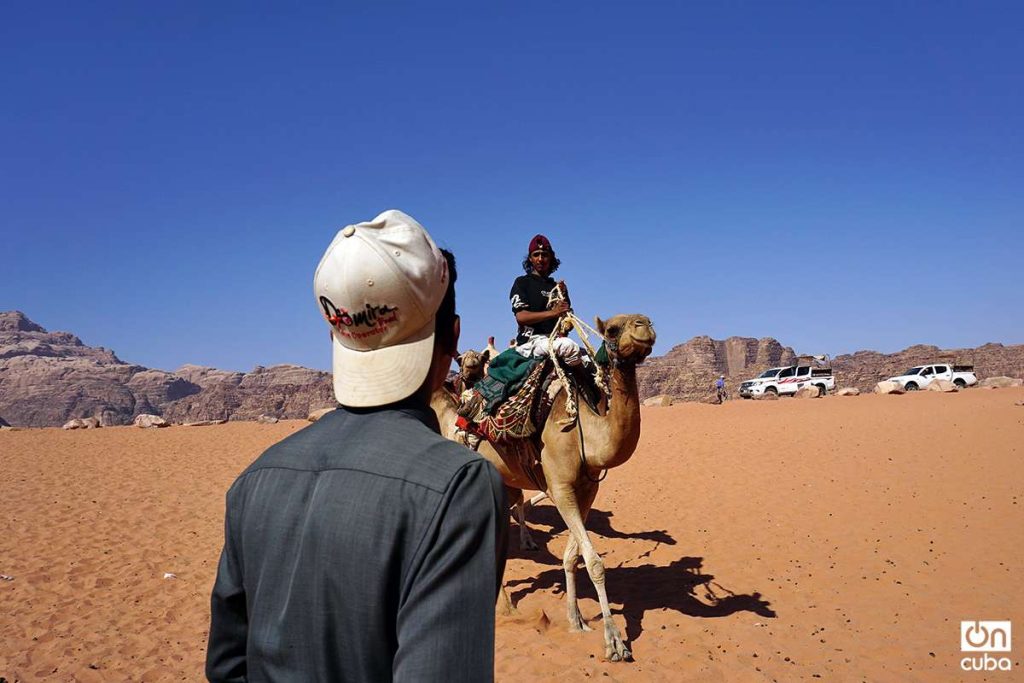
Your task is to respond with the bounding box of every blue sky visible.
[2,2,1021,372]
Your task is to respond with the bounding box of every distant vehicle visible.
[739,356,836,398]
[885,363,978,391]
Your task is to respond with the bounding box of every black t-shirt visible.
[510,273,557,344]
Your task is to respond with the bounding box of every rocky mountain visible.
[0,312,334,428]
[2,310,1022,426]
[636,335,1024,401]
[637,336,798,402]
[830,343,1024,394]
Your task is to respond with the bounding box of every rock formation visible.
[133,414,169,428]
[0,311,335,428]
[978,376,1024,389]
[639,335,1024,402]
[831,344,1024,394]
[4,310,1022,426]
[875,381,905,395]
[795,385,822,399]
[638,336,796,403]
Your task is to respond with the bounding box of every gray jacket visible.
[206,401,508,682]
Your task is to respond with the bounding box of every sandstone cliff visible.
[0,312,334,428]
[830,343,1024,394]
[3,311,1021,426]
[637,336,797,402]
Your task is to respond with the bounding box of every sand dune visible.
[2,388,1022,681]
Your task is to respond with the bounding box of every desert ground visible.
[2,388,1022,682]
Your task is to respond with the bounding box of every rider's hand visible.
[551,301,570,316]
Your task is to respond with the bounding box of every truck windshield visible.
[758,369,781,378]
[904,366,924,376]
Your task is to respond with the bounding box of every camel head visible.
[455,348,490,385]
[595,314,656,365]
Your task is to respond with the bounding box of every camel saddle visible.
[450,350,604,447]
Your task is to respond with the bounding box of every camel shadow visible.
[505,555,776,645]
[506,505,676,564]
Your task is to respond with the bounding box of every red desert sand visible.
[2,388,1022,681]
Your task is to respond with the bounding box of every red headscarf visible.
[528,234,553,254]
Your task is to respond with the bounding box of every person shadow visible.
[505,506,776,645]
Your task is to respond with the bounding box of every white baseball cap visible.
[313,210,449,407]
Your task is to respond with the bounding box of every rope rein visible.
[543,283,613,483]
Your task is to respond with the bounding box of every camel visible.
[431,313,656,662]
[446,344,544,551]
[452,348,490,393]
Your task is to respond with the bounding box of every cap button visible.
[342,226,356,237]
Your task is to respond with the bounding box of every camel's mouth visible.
[620,331,656,364]
[631,321,656,362]
[632,339,655,363]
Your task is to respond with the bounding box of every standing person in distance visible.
[206,210,509,683]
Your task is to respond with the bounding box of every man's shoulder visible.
[237,408,493,495]
[393,427,494,494]
[511,274,531,289]
[511,273,554,293]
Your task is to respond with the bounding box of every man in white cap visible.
[207,210,508,682]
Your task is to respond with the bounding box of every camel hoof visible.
[520,538,539,552]
[605,644,632,662]
[567,613,592,632]
[604,627,632,662]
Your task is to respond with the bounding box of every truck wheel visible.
[905,382,918,391]
[816,383,827,396]
[765,386,778,396]
[953,378,966,389]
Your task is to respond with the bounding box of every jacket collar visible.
[338,397,441,434]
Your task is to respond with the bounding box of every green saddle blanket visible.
[474,348,541,414]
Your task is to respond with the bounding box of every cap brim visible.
[331,318,436,407]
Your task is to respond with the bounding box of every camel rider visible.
[509,234,584,367]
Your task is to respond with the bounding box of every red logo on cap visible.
[319,296,399,340]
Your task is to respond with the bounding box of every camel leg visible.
[498,487,523,615]
[562,534,590,632]
[548,482,631,661]
[514,502,539,551]
[506,486,538,551]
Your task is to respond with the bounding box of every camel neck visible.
[580,362,641,469]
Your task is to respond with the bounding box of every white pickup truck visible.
[739,362,837,398]
[885,363,978,391]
